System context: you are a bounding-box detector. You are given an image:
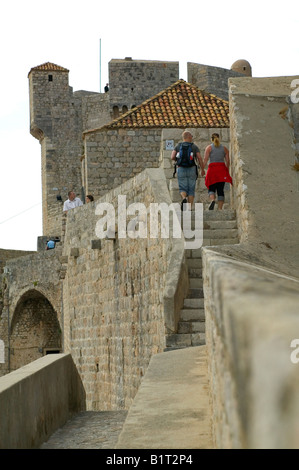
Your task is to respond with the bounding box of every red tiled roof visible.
[28,62,69,76]
[100,79,229,131]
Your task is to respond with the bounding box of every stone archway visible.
[10,289,62,371]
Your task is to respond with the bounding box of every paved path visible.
[40,411,127,449]
[116,346,213,449]
[40,346,212,450]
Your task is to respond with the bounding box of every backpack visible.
[176,142,195,167]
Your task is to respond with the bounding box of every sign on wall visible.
[165,140,174,150]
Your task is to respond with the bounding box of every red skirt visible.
[205,162,233,188]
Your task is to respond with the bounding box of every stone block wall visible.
[108,59,179,110]
[201,75,299,448]
[0,354,85,449]
[29,68,83,236]
[228,76,299,267]
[187,62,244,101]
[83,128,162,199]
[0,167,188,410]
[0,249,35,274]
[0,250,63,375]
[61,168,186,410]
[203,248,299,449]
[78,91,112,131]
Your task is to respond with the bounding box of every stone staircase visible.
[165,178,238,351]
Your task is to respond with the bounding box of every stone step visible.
[183,233,239,245]
[187,288,204,298]
[203,202,231,210]
[189,278,203,288]
[180,218,238,237]
[165,178,237,351]
[165,332,205,349]
[185,248,202,259]
[202,228,238,239]
[180,308,205,322]
[188,268,202,278]
[178,321,205,334]
[187,258,202,269]
[183,298,204,309]
[203,210,236,220]
[178,208,236,220]
[204,219,237,230]
[201,238,239,246]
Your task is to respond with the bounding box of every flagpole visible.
[99,38,102,92]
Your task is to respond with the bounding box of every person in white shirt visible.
[63,191,83,212]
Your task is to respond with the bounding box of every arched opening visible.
[122,105,128,114]
[10,290,62,371]
[113,106,119,118]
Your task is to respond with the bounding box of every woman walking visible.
[203,133,232,210]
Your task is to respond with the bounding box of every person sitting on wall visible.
[46,239,55,250]
[63,191,83,212]
[104,83,109,92]
[86,194,94,203]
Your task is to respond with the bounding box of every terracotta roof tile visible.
[100,79,229,131]
[28,62,69,76]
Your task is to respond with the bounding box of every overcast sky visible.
[0,0,298,251]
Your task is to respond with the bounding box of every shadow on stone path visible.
[40,411,128,449]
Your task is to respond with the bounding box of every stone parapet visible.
[202,248,299,449]
[0,354,85,449]
[62,167,187,410]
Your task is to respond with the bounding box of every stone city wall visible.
[61,167,186,410]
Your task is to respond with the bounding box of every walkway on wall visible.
[166,178,238,349]
[40,410,128,449]
[40,178,237,450]
[40,346,212,449]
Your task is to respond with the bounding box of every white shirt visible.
[63,197,83,212]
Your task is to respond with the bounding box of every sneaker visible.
[208,200,215,210]
[181,198,187,211]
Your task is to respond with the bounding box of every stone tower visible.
[28,59,180,237]
[28,62,83,237]
[108,58,179,118]
[230,59,252,77]
[187,60,252,101]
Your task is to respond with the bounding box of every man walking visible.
[171,131,204,210]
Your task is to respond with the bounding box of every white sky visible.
[0,0,298,251]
